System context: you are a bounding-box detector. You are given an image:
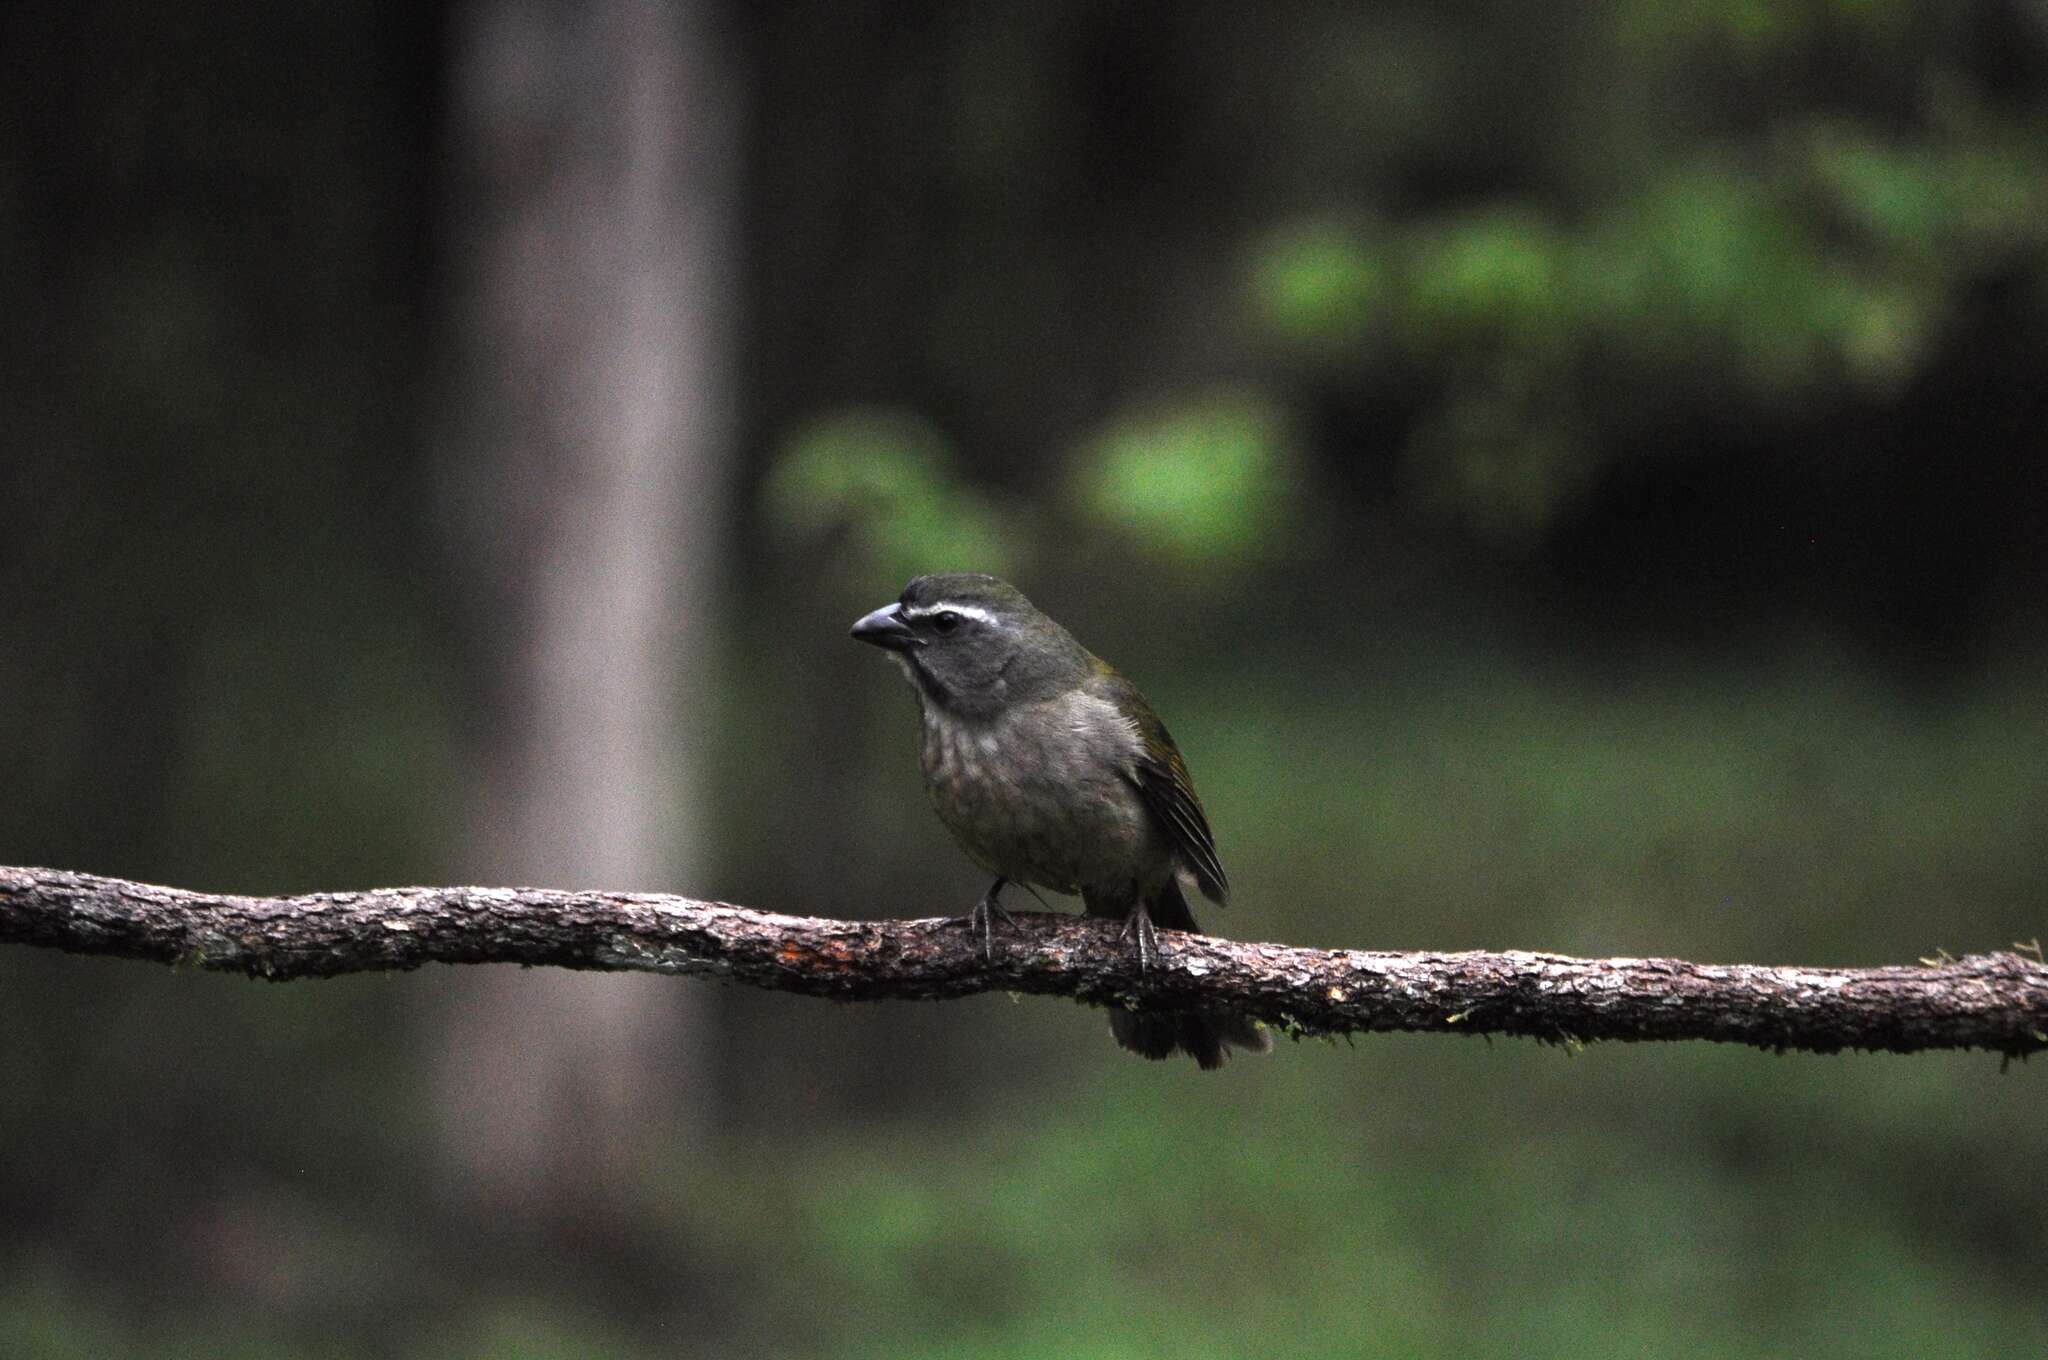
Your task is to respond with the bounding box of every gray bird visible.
[851,572,1270,1068]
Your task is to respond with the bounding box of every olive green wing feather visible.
[1096,673,1229,905]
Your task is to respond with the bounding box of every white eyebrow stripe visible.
[901,601,1000,626]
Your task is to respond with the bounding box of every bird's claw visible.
[1117,907,1159,971]
[958,879,1017,965]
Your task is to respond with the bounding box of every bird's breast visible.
[916,701,1160,895]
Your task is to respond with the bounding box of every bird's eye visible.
[932,610,963,634]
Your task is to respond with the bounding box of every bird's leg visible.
[1116,905,1160,971]
[963,876,1017,964]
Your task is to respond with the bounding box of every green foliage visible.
[764,408,1019,582]
[1253,113,2048,541]
[1250,221,1387,352]
[691,1036,2048,1358]
[1403,210,1571,356]
[1072,391,1297,572]
[1227,2,2048,547]
[1192,626,2048,962]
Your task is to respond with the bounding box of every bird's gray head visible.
[850,573,1093,719]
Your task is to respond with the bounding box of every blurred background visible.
[3,1,2046,1355]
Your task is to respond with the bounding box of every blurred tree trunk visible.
[432,0,738,1227]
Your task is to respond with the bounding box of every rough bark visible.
[7,866,2044,1060]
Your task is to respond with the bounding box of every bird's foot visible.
[958,878,1017,964]
[1116,906,1160,971]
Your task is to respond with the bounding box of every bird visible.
[850,572,1270,1068]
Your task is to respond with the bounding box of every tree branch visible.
[4,865,2043,1059]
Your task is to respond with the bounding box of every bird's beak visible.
[850,602,922,651]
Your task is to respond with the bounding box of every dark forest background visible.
[3,3,2045,1356]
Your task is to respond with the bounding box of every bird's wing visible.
[1097,673,1230,905]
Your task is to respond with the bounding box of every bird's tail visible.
[1108,1006,1271,1069]
[1105,878,1272,1069]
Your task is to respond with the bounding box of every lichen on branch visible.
[4,866,2044,1059]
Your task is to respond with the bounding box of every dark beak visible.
[850,602,921,651]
